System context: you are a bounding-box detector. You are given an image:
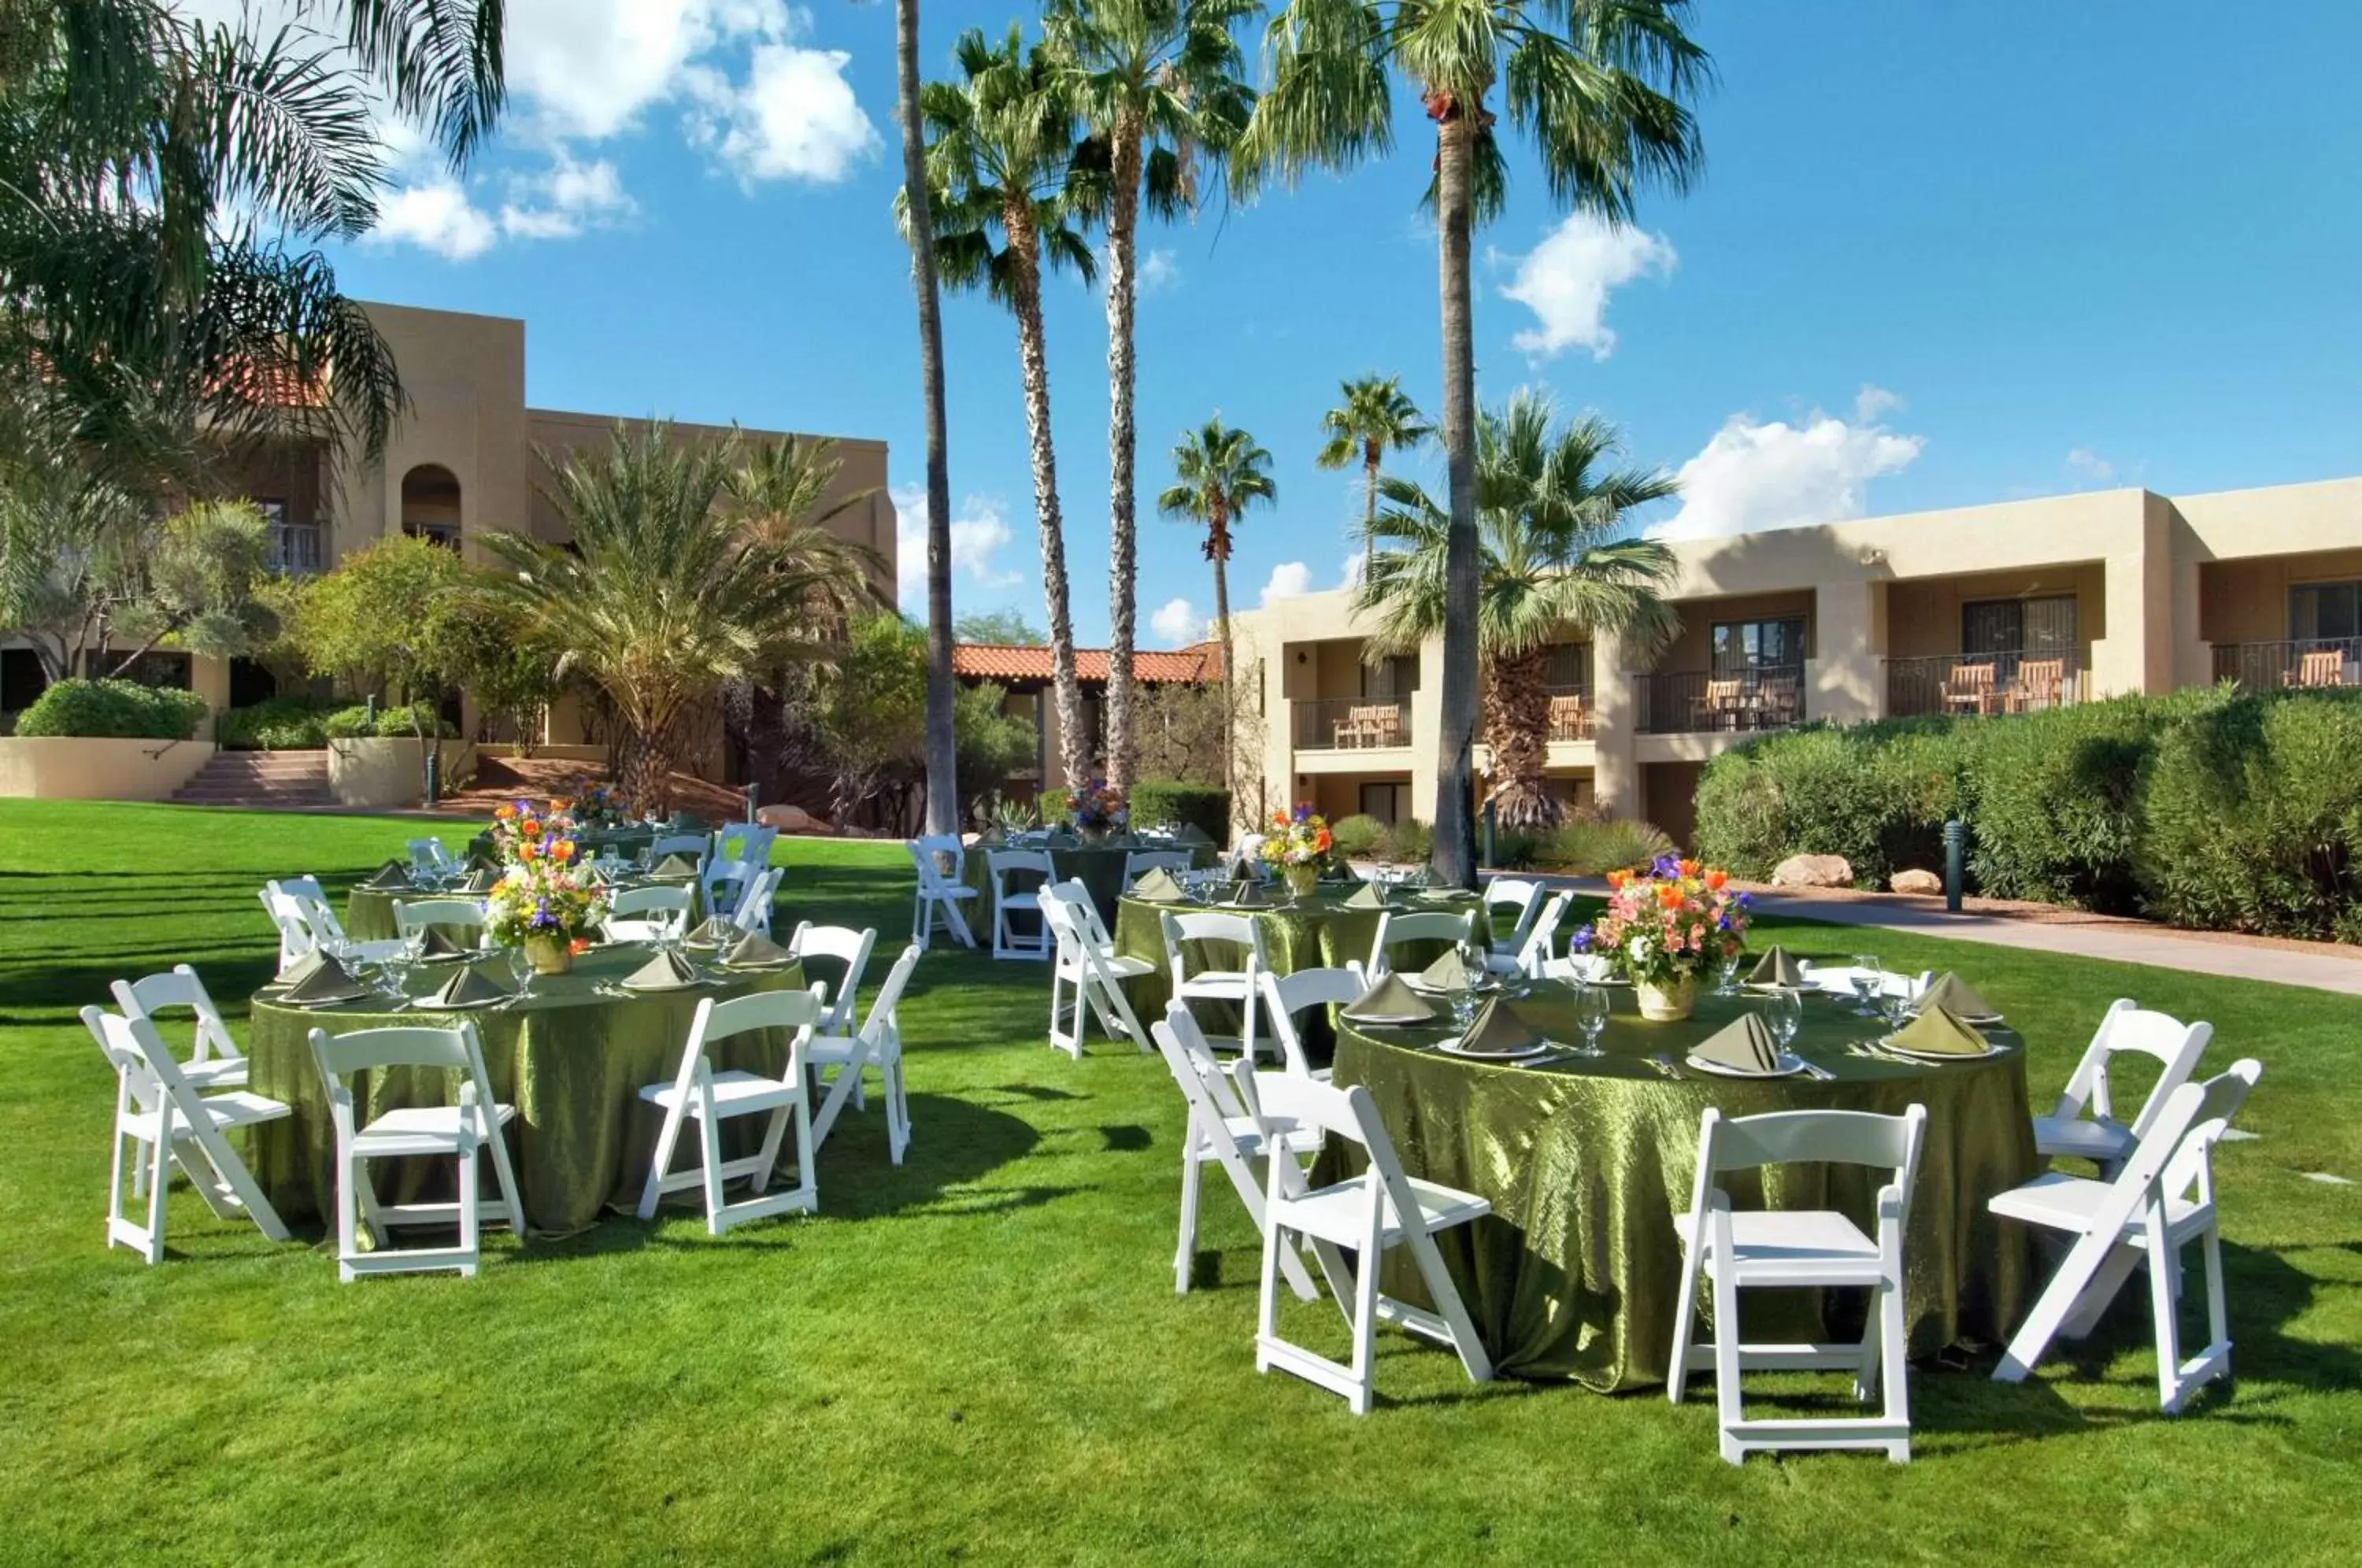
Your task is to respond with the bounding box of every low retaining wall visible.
[0,737,215,801]
[328,738,478,810]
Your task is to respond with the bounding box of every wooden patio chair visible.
[1693,679,1742,730]
[1942,662,1997,715]
[1546,693,1589,741]
[2010,659,2066,712]
[2297,648,2346,687]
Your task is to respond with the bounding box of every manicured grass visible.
[2,799,2356,1564]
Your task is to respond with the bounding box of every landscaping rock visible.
[1771,853,1853,889]
[1891,868,1942,896]
[757,803,834,835]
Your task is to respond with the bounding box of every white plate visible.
[1683,1050,1809,1078]
[618,978,705,993]
[413,993,509,1011]
[1742,980,1809,994]
[1438,1040,1553,1063]
[1342,1008,1438,1026]
[1880,1037,2007,1063]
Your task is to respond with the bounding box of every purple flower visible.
[1572,925,1595,952]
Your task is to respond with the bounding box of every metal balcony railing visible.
[268,521,325,575]
[1884,649,2088,717]
[1633,666,1805,735]
[2212,638,2362,691]
[1292,697,1411,751]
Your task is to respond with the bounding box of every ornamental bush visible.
[323,701,454,740]
[1379,817,1431,864]
[1131,778,1229,843]
[1543,814,1676,877]
[13,678,207,740]
[1329,813,1385,856]
[215,697,330,750]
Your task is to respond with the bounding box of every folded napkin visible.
[724,930,794,967]
[1886,1003,1989,1056]
[1418,947,1479,991]
[1229,879,1265,908]
[283,955,370,1005]
[1693,1012,1784,1074]
[652,853,699,878]
[1918,972,1999,1020]
[623,949,701,989]
[461,867,498,894]
[1346,972,1439,1023]
[1748,945,1806,987]
[361,860,411,890]
[277,949,329,987]
[1341,882,1390,910]
[1175,823,1214,845]
[1456,997,1544,1056]
[686,915,740,946]
[1130,867,1186,902]
[431,963,509,1008]
[417,926,468,958]
[1320,863,1357,883]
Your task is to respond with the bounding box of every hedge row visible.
[12,679,209,741]
[1129,779,1229,844]
[1693,686,2362,938]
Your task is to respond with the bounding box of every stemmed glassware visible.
[504,942,533,1002]
[381,930,424,1000]
[1713,950,1743,996]
[1849,953,1883,1016]
[1877,984,1912,1036]
[1572,982,1610,1057]
[1763,988,1803,1056]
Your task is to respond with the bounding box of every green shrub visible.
[13,678,207,740]
[1379,817,1431,864]
[1131,778,1229,843]
[323,701,454,741]
[215,697,329,750]
[1490,830,1540,869]
[1542,815,1675,876]
[1693,720,1962,887]
[323,704,375,739]
[1329,813,1385,856]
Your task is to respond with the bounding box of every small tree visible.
[953,608,1046,645]
[288,533,470,788]
[955,679,1038,815]
[435,585,566,754]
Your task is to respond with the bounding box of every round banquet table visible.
[245,944,807,1237]
[1113,885,1490,1024]
[345,871,703,943]
[962,837,1220,923]
[1321,981,2039,1391]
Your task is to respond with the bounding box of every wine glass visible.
[1714,949,1743,997]
[1764,988,1803,1055]
[1849,953,1883,1016]
[1878,983,1912,1035]
[1459,938,1490,990]
[1573,982,1610,1057]
[504,941,534,1000]
[384,930,424,999]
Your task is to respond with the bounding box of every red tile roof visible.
[953,642,1222,685]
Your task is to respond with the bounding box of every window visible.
[257,499,324,575]
[1963,595,2077,655]
[1361,653,1419,698]
[2291,581,2362,643]
[2,648,46,712]
[1710,617,1806,673]
[1359,781,1410,825]
[1543,643,1592,689]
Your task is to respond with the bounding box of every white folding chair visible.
[113,965,246,1092]
[787,923,877,1044]
[2033,1000,2212,1176]
[1152,1005,1320,1300]
[1123,849,1194,885]
[1240,1063,1494,1414]
[1367,908,1474,979]
[807,944,922,1164]
[1256,963,1368,1084]
[1991,1059,2261,1413]
[393,897,490,946]
[1041,883,1155,1057]
[907,838,978,949]
[307,1021,527,1281]
[605,884,692,943]
[260,886,320,973]
[987,848,1055,961]
[1482,877,1547,963]
[730,866,783,936]
[701,856,760,920]
[1668,1104,1929,1465]
[1490,889,1572,978]
[648,833,710,870]
[1160,908,1270,1062]
[636,986,825,1235]
[82,1008,293,1264]
[712,823,778,868]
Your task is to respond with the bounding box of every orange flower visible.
[494,804,516,820]
[1677,858,1699,877]
[521,818,542,837]
[1656,885,1683,909]
[519,841,538,862]
[1605,869,1628,889]
[550,840,575,863]
[1704,868,1728,891]
[1313,828,1334,852]
[568,937,590,955]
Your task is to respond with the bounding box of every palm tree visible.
[1316,374,1430,557]
[1357,392,1679,830]
[1238,0,1709,885]
[891,0,963,836]
[483,424,867,812]
[911,27,1100,791]
[1157,416,1275,788]
[1044,0,1258,794]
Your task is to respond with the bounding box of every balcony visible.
[1885,650,2089,717]
[268,521,325,575]
[1292,697,1411,751]
[1545,684,1594,741]
[2212,638,2362,691]
[1634,667,1805,735]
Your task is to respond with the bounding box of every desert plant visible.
[12,677,205,740]
[1329,812,1385,857]
[1545,813,1675,877]
[1379,816,1431,864]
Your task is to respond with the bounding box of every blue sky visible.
[276,1,2362,648]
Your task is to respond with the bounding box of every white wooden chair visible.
[1239,1063,1494,1414]
[1367,908,1475,978]
[730,866,783,936]
[605,884,692,943]
[635,986,824,1235]
[907,838,978,949]
[987,848,1055,961]
[700,856,761,921]
[306,1021,527,1281]
[392,897,489,947]
[259,886,320,973]
[1668,1104,1929,1465]
[1123,848,1194,885]
[1490,889,1571,978]
[787,922,878,1035]
[1041,882,1155,1057]
[2034,1000,2212,1175]
[1151,1004,1320,1300]
[112,965,246,1092]
[806,943,923,1164]
[1482,877,1547,963]
[1255,963,1368,1084]
[1159,908,1269,1062]
[1991,1059,2261,1413]
[648,833,710,870]
[82,1008,292,1264]
[711,822,778,869]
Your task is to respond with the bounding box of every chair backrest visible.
[1483,878,1546,951]
[988,849,1056,892]
[1689,1104,1929,1233]
[788,922,878,1032]
[711,823,778,867]
[1243,1063,1423,1226]
[1123,849,1193,883]
[855,944,925,1044]
[702,856,759,903]
[1948,662,1994,692]
[1368,908,1474,976]
[731,866,783,930]
[2155,1059,2261,1208]
[1161,909,1265,982]
[1257,963,1368,1078]
[306,1023,498,1139]
[1518,891,1572,969]
[1705,678,1740,704]
[82,1006,180,1113]
[667,984,826,1102]
[1153,1003,1253,1126]
[260,886,319,967]
[2020,658,2064,696]
[2299,648,2344,686]
[112,965,241,1067]
[394,897,489,937]
[609,884,692,919]
[2051,1000,2212,1139]
[650,834,709,866]
[908,837,963,892]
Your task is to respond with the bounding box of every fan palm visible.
[1316,374,1429,553]
[909,26,1100,790]
[1044,0,1259,792]
[1357,392,1678,830]
[1239,0,1709,883]
[1157,416,1275,788]
[483,424,867,812]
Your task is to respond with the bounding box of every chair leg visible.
[456,1141,480,1280]
[698,1110,728,1237]
[335,1146,361,1283]
[1175,1148,1202,1294]
[2149,1224,2186,1412]
[1712,1264,1746,1464]
[1879,1278,1911,1461]
[638,1101,687,1221]
[1667,1241,1702,1404]
[1345,1215,1383,1415]
[142,1132,171,1266]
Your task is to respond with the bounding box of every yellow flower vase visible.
[524,934,576,976]
[1635,974,1697,1023]
[1283,864,1323,900]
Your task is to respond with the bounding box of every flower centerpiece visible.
[488,797,580,864]
[1059,780,1127,843]
[484,812,609,973]
[1576,855,1750,1021]
[1257,805,1335,900]
[567,777,631,833]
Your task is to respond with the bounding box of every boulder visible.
[757,803,834,835]
[1890,868,1942,896]
[1771,853,1853,889]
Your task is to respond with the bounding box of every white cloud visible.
[498,155,635,239]
[506,0,794,142]
[1656,401,1926,540]
[368,180,498,261]
[1338,551,1366,590]
[1853,383,1905,423]
[1148,597,1205,647]
[891,484,1022,608]
[1261,561,1314,605]
[1494,213,1675,361]
[1138,249,1179,294]
[688,39,879,184]
[2066,447,2116,483]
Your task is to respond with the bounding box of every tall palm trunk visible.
[1482,645,1557,830]
[1004,201,1090,792]
[621,714,679,815]
[898,0,961,835]
[1102,109,1143,793]
[1428,88,1481,886]
[1208,503,1233,792]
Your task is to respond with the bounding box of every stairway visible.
[170,749,332,809]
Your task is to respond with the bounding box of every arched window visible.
[401,463,462,548]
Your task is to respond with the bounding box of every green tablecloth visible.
[246,945,807,1237]
[345,873,703,943]
[1324,982,2038,1391]
[962,839,1218,924]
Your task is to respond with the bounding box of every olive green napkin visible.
[1417,947,1479,991]
[277,949,328,987]
[361,860,411,890]
[1454,997,1545,1056]
[1229,879,1265,908]
[283,955,370,1006]
[431,963,509,1008]
[1131,867,1185,902]
[623,949,701,989]
[652,853,698,878]
[1343,973,1439,1024]
[1918,972,1999,1020]
[1692,1012,1783,1074]
[1886,1003,1990,1056]
[724,930,794,967]
[1175,823,1214,846]
[418,926,468,958]
[1748,946,1806,986]
[686,915,739,946]
[1341,882,1390,910]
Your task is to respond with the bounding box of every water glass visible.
[1714,952,1742,996]
[1764,988,1802,1052]
[1574,982,1610,1056]
[1878,986,1912,1034]
[1849,954,1883,1016]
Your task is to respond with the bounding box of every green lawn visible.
[2,800,2356,1564]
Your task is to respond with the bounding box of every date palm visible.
[1157,416,1275,789]
[1316,374,1429,557]
[1357,392,1678,830]
[1044,0,1259,793]
[1239,0,1708,884]
[909,27,1100,791]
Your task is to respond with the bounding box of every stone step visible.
[168,749,332,808]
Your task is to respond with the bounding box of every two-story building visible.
[1231,475,2362,846]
